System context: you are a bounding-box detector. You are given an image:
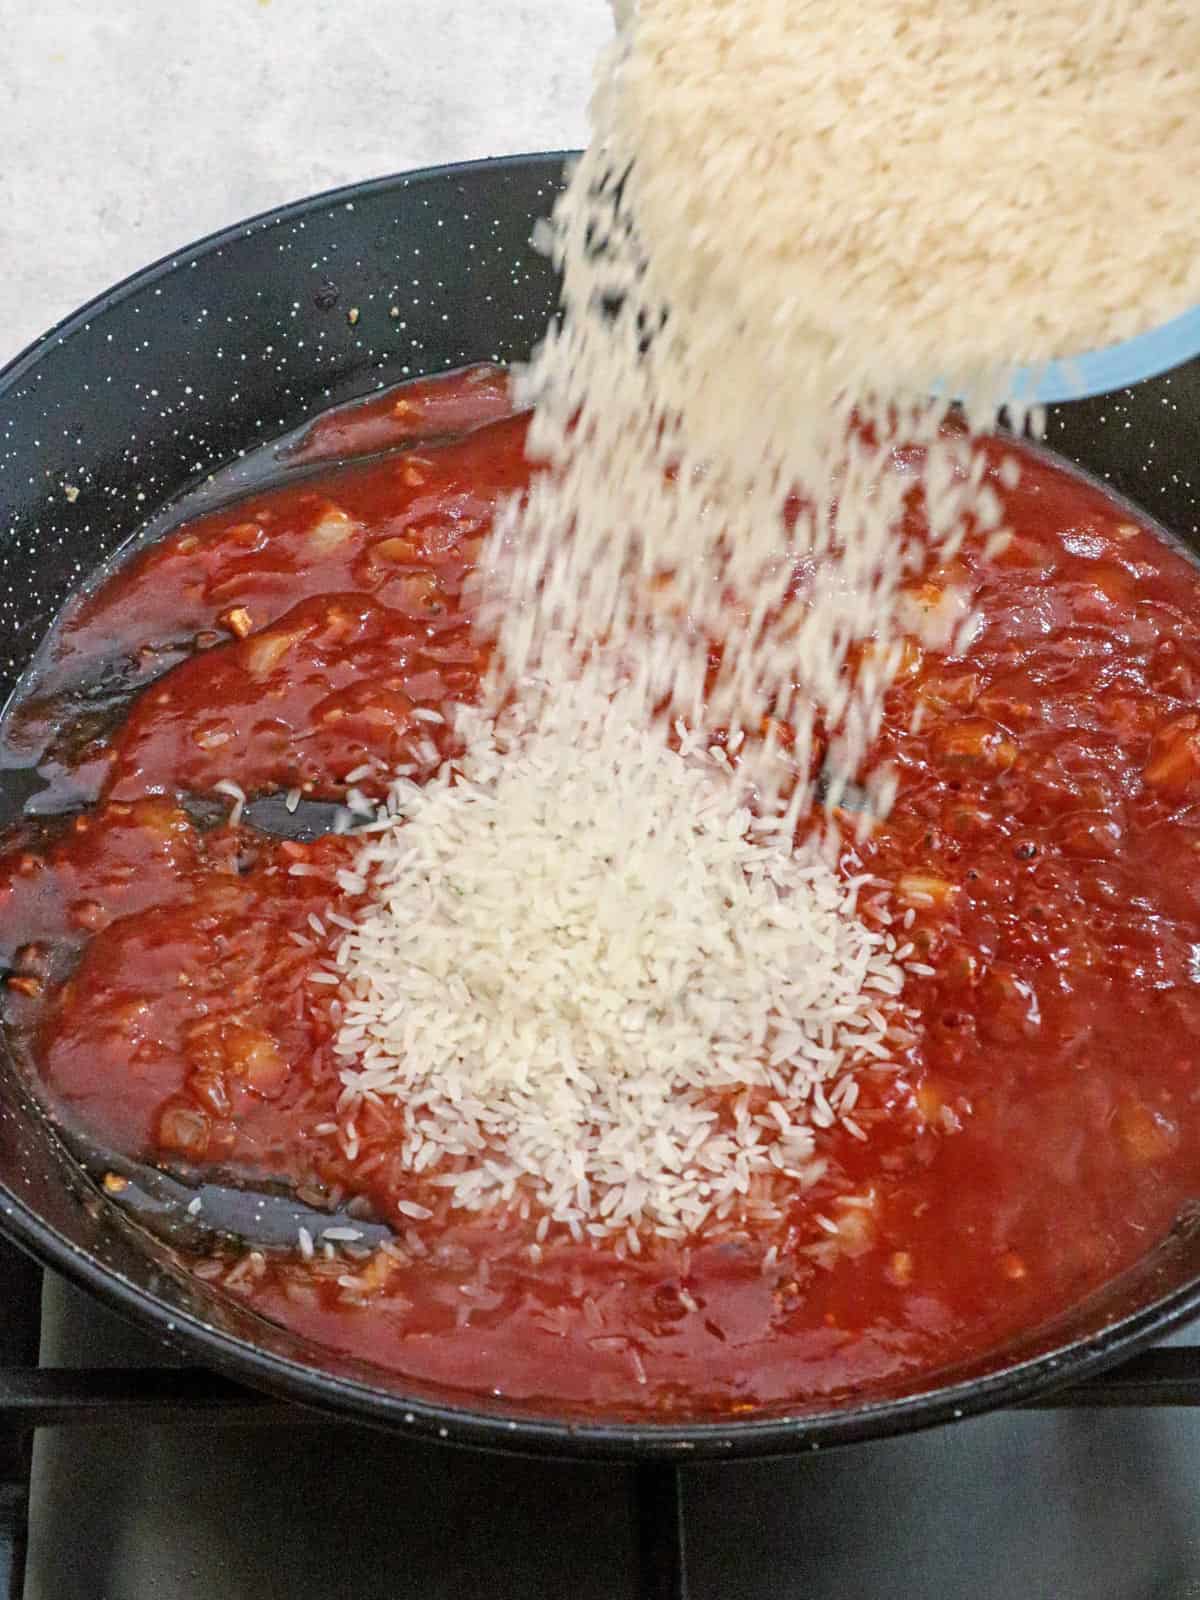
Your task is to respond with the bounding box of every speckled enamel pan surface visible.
[3,155,1200,1459]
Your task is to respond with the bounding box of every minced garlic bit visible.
[220,606,254,639]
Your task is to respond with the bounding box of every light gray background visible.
[0,0,610,363]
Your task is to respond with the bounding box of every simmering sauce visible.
[4,366,1200,1420]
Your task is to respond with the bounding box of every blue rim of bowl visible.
[1013,304,1200,405]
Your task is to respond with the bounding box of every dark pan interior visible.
[2,153,1200,1459]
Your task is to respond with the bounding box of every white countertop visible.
[1,0,609,364]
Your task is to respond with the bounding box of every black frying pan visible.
[2,153,1200,1460]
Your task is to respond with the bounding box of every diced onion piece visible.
[307,505,356,552]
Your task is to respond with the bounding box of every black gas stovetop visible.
[6,1233,1200,1600]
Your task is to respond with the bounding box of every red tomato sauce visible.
[3,366,1200,1421]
